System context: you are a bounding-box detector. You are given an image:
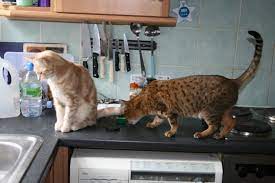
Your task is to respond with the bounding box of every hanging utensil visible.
[92,24,100,78]
[119,38,126,72]
[99,22,108,79]
[130,23,146,78]
[123,33,131,72]
[107,22,114,82]
[80,23,92,69]
[144,25,160,78]
[114,39,120,71]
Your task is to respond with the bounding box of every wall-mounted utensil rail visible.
[90,39,157,51]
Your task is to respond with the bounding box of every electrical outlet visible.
[155,75,171,80]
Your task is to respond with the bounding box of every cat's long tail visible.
[234,31,263,88]
[97,107,124,119]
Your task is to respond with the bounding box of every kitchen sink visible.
[0,134,43,183]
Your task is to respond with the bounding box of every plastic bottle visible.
[20,62,42,117]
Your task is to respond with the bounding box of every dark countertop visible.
[1,109,275,183]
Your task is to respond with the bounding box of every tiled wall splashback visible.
[0,0,274,106]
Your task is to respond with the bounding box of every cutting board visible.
[0,42,23,58]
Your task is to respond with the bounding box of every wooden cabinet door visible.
[52,0,170,17]
[44,147,71,183]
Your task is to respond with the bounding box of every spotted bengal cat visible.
[104,31,263,139]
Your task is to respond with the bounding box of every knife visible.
[92,24,100,78]
[107,23,114,82]
[80,23,92,69]
[119,40,126,72]
[123,33,131,72]
[99,22,108,79]
[115,39,120,71]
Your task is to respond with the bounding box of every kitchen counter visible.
[1,109,275,183]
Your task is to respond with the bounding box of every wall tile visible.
[157,66,198,78]
[94,78,117,99]
[196,67,233,78]
[116,65,140,100]
[155,27,198,67]
[93,62,118,99]
[233,69,269,106]
[272,44,275,71]
[200,0,240,29]
[267,71,275,106]
[197,29,236,67]
[41,22,81,59]
[1,18,40,42]
[89,24,137,40]
[240,0,275,28]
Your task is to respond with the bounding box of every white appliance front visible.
[70,149,223,183]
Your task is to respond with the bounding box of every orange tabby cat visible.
[105,31,263,139]
[28,51,121,132]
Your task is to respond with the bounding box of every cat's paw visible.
[193,132,203,139]
[213,133,224,140]
[164,131,176,138]
[146,122,157,128]
[60,125,71,133]
[71,125,81,131]
[54,121,62,131]
[71,123,87,131]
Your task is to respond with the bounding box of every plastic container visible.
[20,62,42,117]
[0,58,20,118]
[38,0,50,7]
[16,0,33,6]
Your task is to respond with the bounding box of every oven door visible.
[223,154,275,183]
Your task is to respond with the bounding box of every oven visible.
[70,149,223,183]
[223,154,275,183]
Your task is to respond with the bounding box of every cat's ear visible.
[24,55,36,63]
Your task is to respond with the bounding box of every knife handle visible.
[109,60,114,83]
[125,52,131,72]
[119,54,125,72]
[83,60,89,69]
[99,56,106,79]
[115,51,120,71]
[92,53,99,78]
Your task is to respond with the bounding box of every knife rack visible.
[90,39,157,51]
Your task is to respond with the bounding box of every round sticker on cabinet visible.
[179,6,190,18]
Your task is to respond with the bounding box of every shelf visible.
[0,5,176,26]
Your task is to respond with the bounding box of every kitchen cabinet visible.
[0,0,176,26]
[44,147,71,183]
[52,0,170,17]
